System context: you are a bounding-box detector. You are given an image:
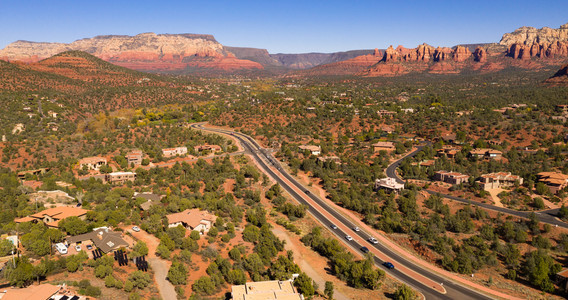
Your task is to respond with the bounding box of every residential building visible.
[0,284,61,300]
[377,110,396,117]
[194,145,222,154]
[557,104,568,113]
[231,280,303,300]
[166,209,217,233]
[437,146,461,159]
[556,268,568,292]
[372,141,395,152]
[78,156,107,171]
[133,192,163,211]
[67,227,129,253]
[162,146,188,158]
[537,172,568,194]
[17,168,50,180]
[15,206,88,228]
[126,150,143,166]
[476,172,523,191]
[469,148,503,160]
[374,177,404,192]
[298,145,321,155]
[441,133,458,144]
[434,171,470,185]
[105,172,136,184]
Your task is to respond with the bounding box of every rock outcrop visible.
[501,23,568,60]
[473,47,487,62]
[545,63,568,85]
[0,33,263,72]
[298,49,382,76]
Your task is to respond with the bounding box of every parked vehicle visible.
[55,243,68,255]
[75,245,81,252]
[132,226,140,232]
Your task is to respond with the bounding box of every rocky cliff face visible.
[297,49,382,76]
[0,33,263,72]
[501,23,568,60]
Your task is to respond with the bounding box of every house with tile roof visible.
[166,209,217,233]
[476,172,523,191]
[434,171,470,185]
[15,206,88,228]
[537,172,568,194]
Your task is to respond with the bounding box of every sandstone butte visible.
[0,33,263,72]
[297,48,384,76]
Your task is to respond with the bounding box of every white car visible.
[75,245,81,252]
[132,226,140,232]
[345,235,353,241]
[353,227,360,232]
[55,243,68,255]
[368,237,379,244]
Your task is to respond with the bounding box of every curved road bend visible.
[191,123,494,300]
[385,144,568,229]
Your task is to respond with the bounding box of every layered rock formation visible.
[0,33,263,72]
[501,23,568,60]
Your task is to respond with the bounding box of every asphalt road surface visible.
[191,123,493,300]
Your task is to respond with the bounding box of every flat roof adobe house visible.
[126,150,143,166]
[166,209,217,233]
[298,145,321,156]
[162,146,188,158]
[434,171,470,185]
[78,156,107,170]
[469,148,503,160]
[105,172,136,184]
[372,141,395,152]
[15,206,88,228]
[194,145,221,153]
[231,279,303,300]
[374,177,404,192]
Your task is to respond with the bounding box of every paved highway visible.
[191,123,494,300]
[385,143,568,229]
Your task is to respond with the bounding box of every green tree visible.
[324,281,334,300]
[394,284,415,300]
[294,273,315,298]
[167,261,188,285]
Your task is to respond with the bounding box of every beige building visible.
[105,172,136,184]
[476,172,523,191]
[162,147,188,157]
[373,141,395,152]
[231,280,304,300]
[166,209,217,233]
[126,150,143,166]
[434,171,470,185]
[537,172,568,194]
[298,145,321,155]
[469,148,503,160]
[79,156,107,170]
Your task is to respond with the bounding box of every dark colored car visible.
[361,246,370,253]
[383,262,395,269]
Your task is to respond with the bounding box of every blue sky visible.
[1,0,567,53]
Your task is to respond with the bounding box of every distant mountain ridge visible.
[1,23,568,76]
